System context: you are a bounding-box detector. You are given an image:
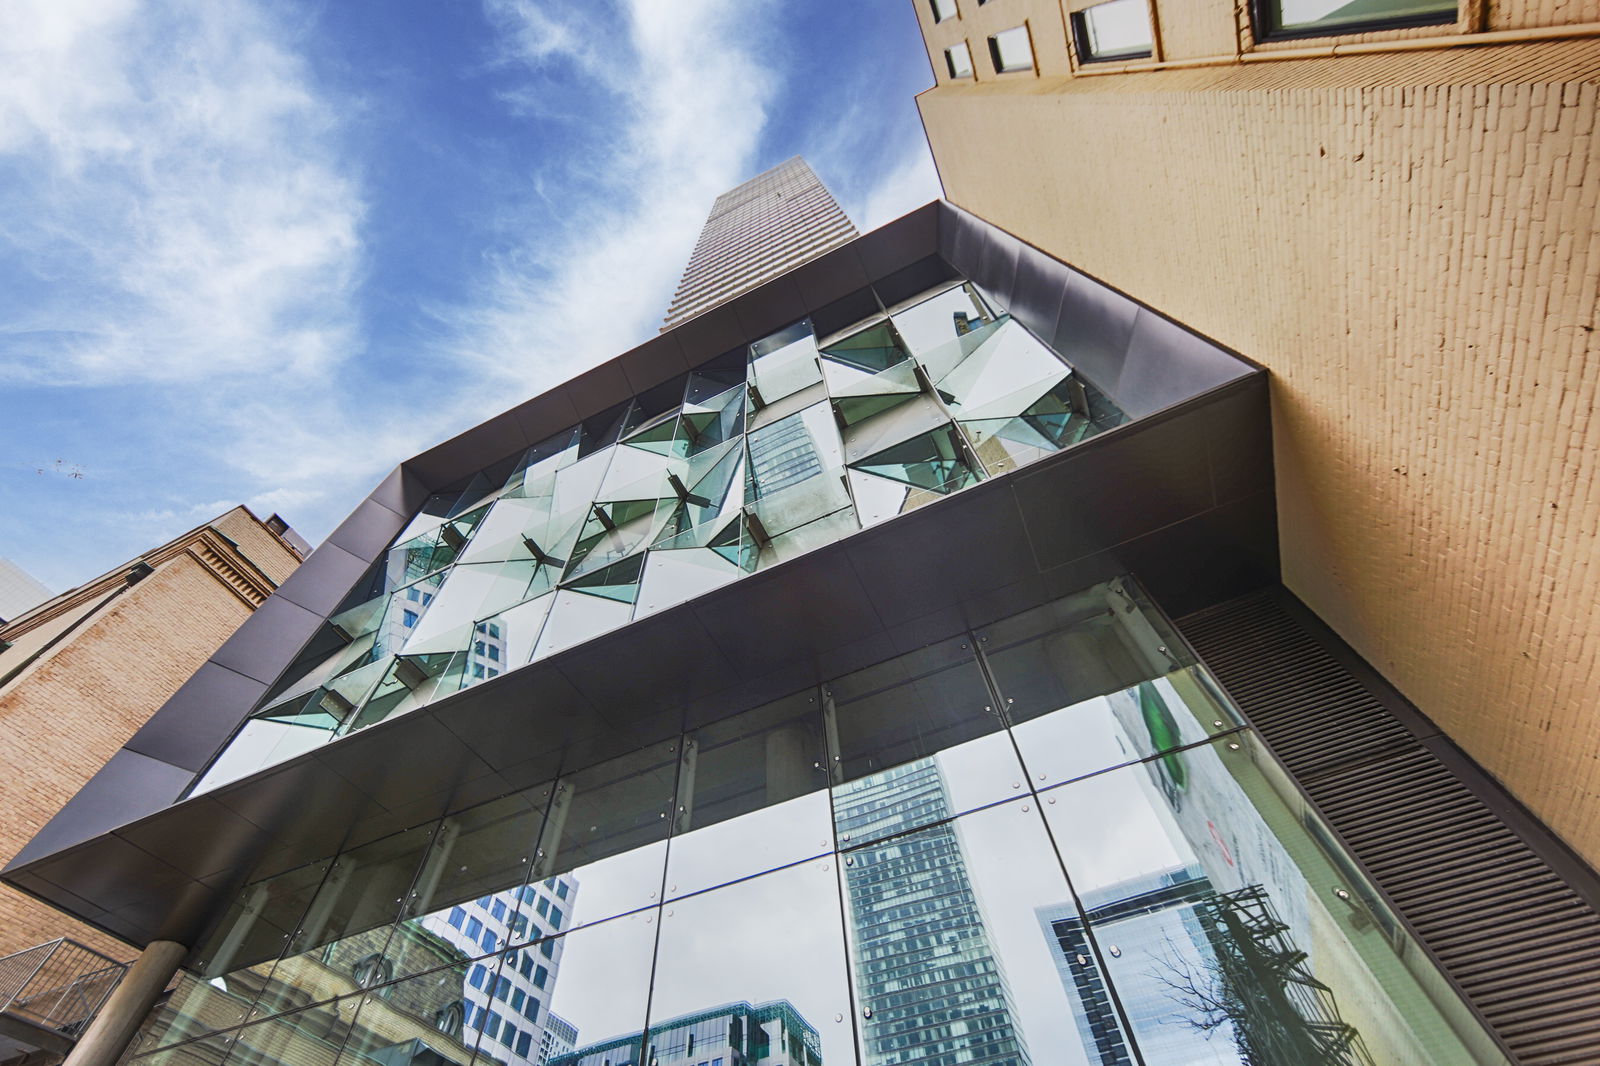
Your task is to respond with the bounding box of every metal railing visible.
[0,938,126,1038]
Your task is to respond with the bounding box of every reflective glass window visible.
[1073,0,1155,62]
[988,25,1034,72]
[1264,0,1453,37]
[945,41,974,79]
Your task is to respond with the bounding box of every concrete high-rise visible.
[662,157,857,330]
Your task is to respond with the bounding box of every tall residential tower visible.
[662,157,857,330]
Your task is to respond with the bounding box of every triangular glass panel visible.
[820,322,908,376]
[577,400,632,458]
[685,347,747,405]
[620,412,683,457]
[958,417,1060,476]
[564,553,646,604]
[851,423,983,495]
[504,426,581,496]
[345,652,464,734]
[833,391,919,428]
[621,374,690,436]
[253,688,352,732]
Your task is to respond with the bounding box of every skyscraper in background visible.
[662,157,857,330]
[834,759,1031,1066]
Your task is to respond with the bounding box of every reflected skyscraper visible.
[836,759,1031,1066]
[1038,866,1234,1066]
[551,1000,820,1066]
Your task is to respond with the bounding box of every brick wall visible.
[917,37,1600,865]
[0,515,303,959]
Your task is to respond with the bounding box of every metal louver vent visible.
[1176,589,1600,1066]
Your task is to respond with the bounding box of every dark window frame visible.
[1250,0,1456,41]
[1070,4,1153,64]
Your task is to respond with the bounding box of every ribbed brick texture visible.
[916,38,1600,875]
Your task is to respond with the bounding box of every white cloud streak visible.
[0,0,364,387]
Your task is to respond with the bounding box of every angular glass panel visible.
[935,318,1067,421]
[678,383,745,458]
[337,959,481,1066]
[1042,735,1512,1065]
[531,591,633,659]
[888,282,994,361]
[684,348,746,406]
[847,424,983,526]
[749,319,823,407]
[512,912,656,1066]
[634,548,742,618]
[386,788,551,982]
[533,745,677,926]
[840,797,1104,1066]
[665,692,832,898]
[575,402,631,459]
[754,506,858,570]
[746,403,841,503]
[252,824,437,1019]
[649,860,855,1066]
[345,652,469,734]
[190,717,338,794]
[460,595,555,690]
[504,427,582,497]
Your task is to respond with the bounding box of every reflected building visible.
[836,759,1031,1066]
[1038,867,1234,1066]
[550,1000,819,1066]
[539,1013,578,1066]
[425,876,578,1066]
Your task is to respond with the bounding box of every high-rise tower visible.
[662,157,857,330]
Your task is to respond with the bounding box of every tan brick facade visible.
[0,509,303,960]
[913,2,1600,866]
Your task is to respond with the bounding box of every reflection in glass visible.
[647,861,853,1066]
[666,694,832,897]
[162,577,1513,1066]
[1042,734,1509,1065]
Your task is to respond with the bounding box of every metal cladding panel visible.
[1176,590,1600,1066]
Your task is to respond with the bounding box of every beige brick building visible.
[0,508,305,960]
[911,0,1600,866]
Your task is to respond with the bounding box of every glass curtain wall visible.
[132,578,1510,1066]
[193,277,1129,794]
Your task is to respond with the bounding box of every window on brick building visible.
[944,41,974,79]
[1072,0,1153,62]
[1256,0,1454,39]
[987,25,1033,72]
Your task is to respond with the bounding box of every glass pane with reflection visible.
[1042,734,1512,1066]
[387,786,552,981]
[665,692,832,899]
[827,637,1023,845]
[175,860,334,1039]
[337,961,481,1066]
[533,745,677,927]
[509,913,658,1066]
[649,859,855,1066]
[230,994,362,1066]
[252,824,437,1019]
[839,796,1116,1066]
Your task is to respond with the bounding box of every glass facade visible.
[134,578,1510,1066]
[194,277,1128,793]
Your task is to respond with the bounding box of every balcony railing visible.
[0,938,126,1040]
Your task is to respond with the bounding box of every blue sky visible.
[0,0,941,592]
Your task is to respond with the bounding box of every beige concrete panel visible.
[917,40,1600,867]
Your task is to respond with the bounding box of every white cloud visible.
[0,0,364,387]
[445,0,782,398]
[851,143,944,232]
